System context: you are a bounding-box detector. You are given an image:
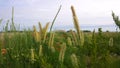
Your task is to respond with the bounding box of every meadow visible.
[0,6,120,68]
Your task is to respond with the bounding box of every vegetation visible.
[112,11,120,31]
[0,6,120,68]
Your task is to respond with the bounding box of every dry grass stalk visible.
[38,22,42,42]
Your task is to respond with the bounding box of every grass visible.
[0,6,120,68]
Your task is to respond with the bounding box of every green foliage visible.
[112,11,120,30]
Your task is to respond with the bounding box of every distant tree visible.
[112,11,120,31]
[83,30,91,32]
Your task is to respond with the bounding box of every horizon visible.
[0,23,117,32]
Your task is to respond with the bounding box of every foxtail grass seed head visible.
[67,37,72,46]
[71,6,80,32]
[71,6,81,46]
[71,30,78,46]
[39,45,43,57]
[51,33,55,53]
[71,54,79,68]
[48,33,55,53]
[43,22,49,43]
[51,46,55,53]
[38,22,49,43]
[36,32,40,42]
[71,6,76,17]
[39,22,43,34]
[109,37,113,47]
[48,33,53,47]
[33,25,40,42]
[31,49,35,63]
[59,43,66,63]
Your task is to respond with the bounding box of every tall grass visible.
[0,6,120,68]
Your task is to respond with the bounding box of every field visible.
[0,6,120,68]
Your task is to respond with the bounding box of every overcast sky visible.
[0,0,120,29]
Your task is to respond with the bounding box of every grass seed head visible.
[71,54,79,68]
[59,43,66,63]
[109,37,113,47]
[67,37,72,46]
[39,45,43,57]
[31,49,35,63]
[33,25,40,42]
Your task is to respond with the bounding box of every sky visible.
[0,0,120,31]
